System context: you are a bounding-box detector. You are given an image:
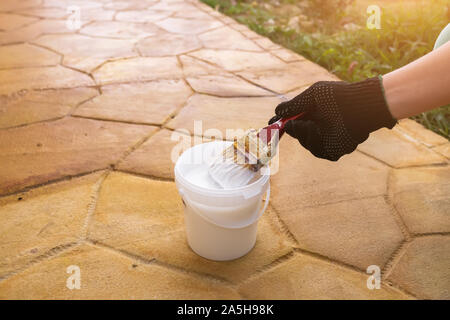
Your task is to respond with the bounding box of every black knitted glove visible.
[269,77,397,161]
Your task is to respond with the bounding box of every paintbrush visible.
[208,112,305,188]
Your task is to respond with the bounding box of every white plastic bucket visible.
[174,141,270,261]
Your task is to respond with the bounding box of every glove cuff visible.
[337,76,397,141]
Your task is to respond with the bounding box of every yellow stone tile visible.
[237,61,338,93]
[0,13,38,31]
[0,244,239,299]
[271,48,305,63]
[253,37,281,50]
[34,34,136,73]
[88,172,184,250]
[389,167,450,234]
[166,94,282,137]
[433,143,450,159]
[42,0,103,10]
[188,49,285,72]
[118,129,209,179]
[156,17,223,35]
[279,197,404,270]
[179,55,224,77]
[240,29,262,39]
[358,128,446,168]
[388,236,450,299]
[186,74,273,97]
[238,253,411,299]
[229,23,251,32]
[41,0,114,21]
[0,172,104,278]
[270,137,389,209]
[0,118,155,195]
[0,0,41,11]
[0,87,98,129]
[199,26,263,51]
[80,21,160,39]
[138,33,201,56]
[93,57,183,85]
[89,172,294,283]
[173,9,217,20]
[18,7,69,19]
[116,10,171,23]
[74,80,192,125]
[218,15,239,26]
[79,8,116,23]
[149,1,199,12]
[397,119,448,147]
[0,65,94,95]
[0,19,82,45]
[103,0,156,11]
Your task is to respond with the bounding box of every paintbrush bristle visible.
[226,128,277,171]
[208,126,280,188]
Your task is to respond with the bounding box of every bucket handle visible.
[179,184,270,230]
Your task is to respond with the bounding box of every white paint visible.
[208,159,256,189]
[184,162,223,190]
[181,140,256,190]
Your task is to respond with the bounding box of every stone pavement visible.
[0,0,449,300]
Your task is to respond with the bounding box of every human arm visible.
[383,41,450,119]
[271,41,450,161]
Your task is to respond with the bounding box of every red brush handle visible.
[258,113,306,144]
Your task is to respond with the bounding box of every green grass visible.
[201,0,450,139]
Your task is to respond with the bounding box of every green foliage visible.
[412,105,450,138]
[201,0,449,139]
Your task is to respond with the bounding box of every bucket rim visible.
[174,141,270,196]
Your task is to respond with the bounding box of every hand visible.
[269,77,397,161]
